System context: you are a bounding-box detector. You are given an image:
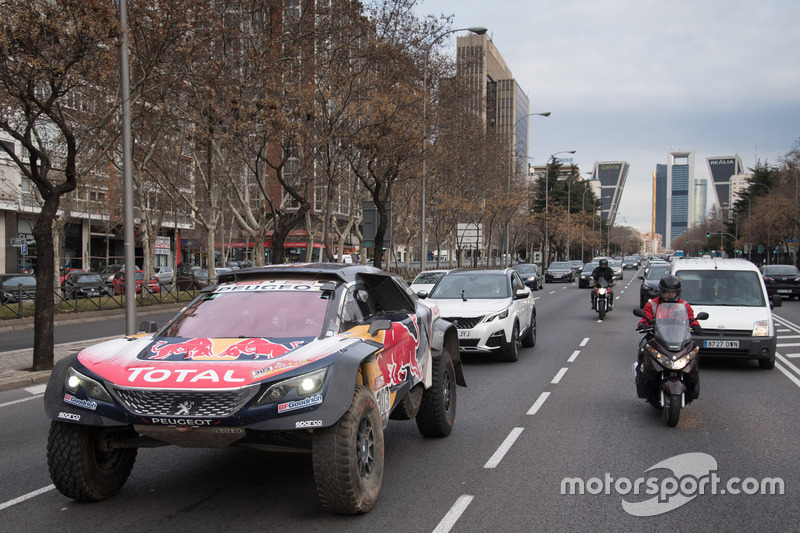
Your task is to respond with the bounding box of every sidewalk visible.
[0,303,184,392]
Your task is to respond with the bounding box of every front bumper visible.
[454,317,513,353]
[765,284,800,298]
[693,333,777,361]
[546,273,572,282]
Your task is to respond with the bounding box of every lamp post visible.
[581,179,598,262]
[420,26,487,273]
[504,112,551,266]
[557,166,579,261]
[592,198,602,257]
[543,150,575,267]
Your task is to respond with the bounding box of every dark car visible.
[545,261,574,283]
[0,274,37,303]
[175,267,208,290]
[622,257,640,270]
[638,262,671,307]
[568,260,584,275]
[43,263,461,514]
[62,272,110,299]
[511,263,543,290]
[578,262,599,288]
[59,267,86,286]
[761,264,800,299]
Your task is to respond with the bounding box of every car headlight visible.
[484,307,510,323]
[65,367,114,402]
[752,320,769,337]
[256,367,328,406]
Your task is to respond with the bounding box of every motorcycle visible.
[593,277,614,320]
[632,303,709,427]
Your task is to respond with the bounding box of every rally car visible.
[44,263,462,514]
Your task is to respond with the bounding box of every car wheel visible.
[415,348,457,437]
[47,421,137,501]
[312,386,383,514]
[521,311,536,348]
[758,357,775,369]
[499,322,520,362]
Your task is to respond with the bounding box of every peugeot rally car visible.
[44,263,462,514]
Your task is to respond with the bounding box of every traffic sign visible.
[10,238,25,247]
[20,244,28,255]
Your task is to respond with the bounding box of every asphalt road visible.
[1,271,799,531]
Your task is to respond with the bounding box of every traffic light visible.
[706,232,710,238]
[686,239,689,244]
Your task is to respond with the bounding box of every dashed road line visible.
[484,427,524,469]
[433,495,474,533]
[551,367,568,384]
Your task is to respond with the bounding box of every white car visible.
[423,269,536,362]
[409,269,450,294]
[154,266,174,284]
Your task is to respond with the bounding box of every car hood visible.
[427,298,510,318]
[76,334,361,390]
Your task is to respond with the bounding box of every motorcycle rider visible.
[591,258,615,310]
[638,275,702,333]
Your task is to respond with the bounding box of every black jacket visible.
[591,266,615,284]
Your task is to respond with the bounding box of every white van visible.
[670,258,781,369]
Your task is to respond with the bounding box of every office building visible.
[666,151,695,244]
[706,156,744,218]
[587,161,629,227]
[694,179,707,222]
[653,164,668,243]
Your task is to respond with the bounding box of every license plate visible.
[458,330,471,338]
[704,340,739,349]
[778,289,791,293]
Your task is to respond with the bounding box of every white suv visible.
[422,269,536,362]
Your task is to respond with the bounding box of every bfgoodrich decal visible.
[278,394,323,413]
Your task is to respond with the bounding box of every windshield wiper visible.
[460,289,467,302]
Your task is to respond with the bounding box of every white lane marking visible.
[777,343,800,347]
[549,291,556,294]
[527,392,550,415]
[0,485,55,512]
[568,350,580,363]
[776,363,800,389]
[551,367,568,384]
[0,394,43,409]
[776,352,800,378]
[433,495,475,533]
[25,384,47,395]
[484,427,524,469]
[786,353,800,358]
[580,337,589,347]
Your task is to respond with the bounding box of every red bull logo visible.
[377,318,424,386]
[145,337,307,361]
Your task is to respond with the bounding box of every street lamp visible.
[504,111,551,266]
[581,178,599,262]
[543,150,575,267]
[557,166,580,261]
[420,26,487,272]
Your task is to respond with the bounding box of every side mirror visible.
[139,321,159,333]
[637,275,645,280]
[514,288,531,300]
[696,312,709,321]
[368,319,392,337]
[416,290,428,299]
[632,308,646,318]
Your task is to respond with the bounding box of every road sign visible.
[20,244,28,255]
[10,238,25,247]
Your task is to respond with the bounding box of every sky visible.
[413,0,800,233]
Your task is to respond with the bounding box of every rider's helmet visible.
[659,275,682,302]
[599,258,608,268]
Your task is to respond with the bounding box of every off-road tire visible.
[415,349,457,437]
[499,323,520,362]
[521,312,536,348]
[312,386,384,514]
[47,421,137,501]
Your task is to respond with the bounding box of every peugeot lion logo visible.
[174,401,194,416]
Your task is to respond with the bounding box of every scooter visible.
[593,278,614,320]
[632,304,709,427]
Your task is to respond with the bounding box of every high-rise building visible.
[588,161,629,227]
[653,164,668,242]
[457,34,529,169]
[694,179,708,222]
[706,156,744,218]
[666,151,695,244]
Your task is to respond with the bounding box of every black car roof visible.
[218,262,385,284]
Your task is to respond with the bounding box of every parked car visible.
[154,266,174,284]
[112,270,160,295]
[760,264,800,299]
[99,264,126,286]
[62,272,110,299]
[545,261,574,283]
[43,263,462,514]
[638,261,671,307]
[0,274,36,303]
[578,262,599,288]
[59,267,86,286]
[423,268,536,362]
[175,267,208,290]
[511,263,543,291]
[409,269,450,294]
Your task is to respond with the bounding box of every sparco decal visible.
[58,412,81,421]
[127,367,246,384]
[295,420,323,428]
[63,394,98,411]
[278,394,323,413]
[149,417,213,426]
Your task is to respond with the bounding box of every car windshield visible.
[1,276,36,288]
[429,274,509,299]
[645,265,671,280]
[513,265,537,274]
[569,261,583,268]
[581,264,598,274]
[413,271,446,284]
[163,282,334,339]
[100,266,120,274]
[677,270,765,307]
[610,261,622,268]
[76,274,103,283]
[549,262,570,270]
[764,265,799,276]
